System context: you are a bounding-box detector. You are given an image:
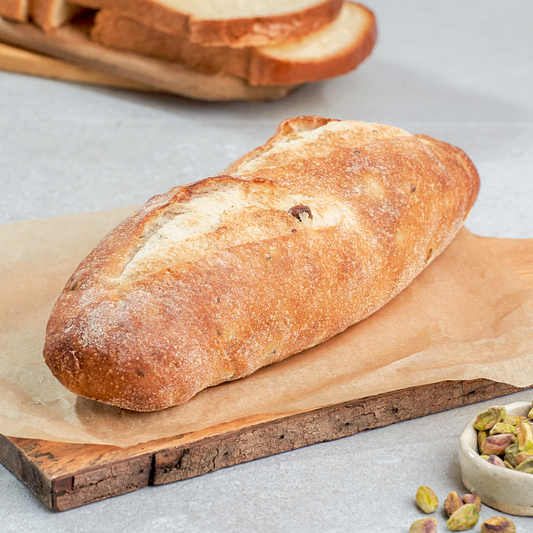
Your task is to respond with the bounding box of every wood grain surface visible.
[0,235,531,511]
[0,16,300,101]
[0,42,156,90]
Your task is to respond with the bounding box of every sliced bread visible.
[78,0,344,47]
[0,15,300,100]
[68,0,102,7]
[0,0,30,22]
[31,0,85,31]
[92,2,376,86]
[249,2,376,85]
[92,9,250,80]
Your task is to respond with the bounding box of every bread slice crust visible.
[75,0,344,47]
[31,0,86,32]
[43,117,480,411]
[91,2,377,86]
[0,0,29,22]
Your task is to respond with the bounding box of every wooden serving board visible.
[0,16,299,100]
[0,235,532,511]
[0,41,157,91]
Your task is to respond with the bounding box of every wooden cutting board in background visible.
[0,41,156,90]
[0,236,532,512]
[0,17,299,100]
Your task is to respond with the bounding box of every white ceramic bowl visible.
[459,401,533,516]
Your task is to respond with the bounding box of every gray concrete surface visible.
[1,0,532,530]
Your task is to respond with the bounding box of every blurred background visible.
[1,0,532,237]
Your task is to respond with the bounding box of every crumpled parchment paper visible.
[0,207,531,447]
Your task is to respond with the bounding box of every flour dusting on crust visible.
[43,117,480,411]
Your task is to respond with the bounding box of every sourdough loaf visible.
[43,117,480,412]
[72,0,344,47]
[92,2,376,86]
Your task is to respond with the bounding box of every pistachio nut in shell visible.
[409,517,437,533]
[503,460,515,469]
[515,456,533,473]
[487,455,506,468]
[481,516,516,533]
[516,420,533,452]
[416,485,438,513]
[444,491,463,516]
[529,406,533,420]
[489,423,516,436]
[462,494,481,511]
[473,406,506,431]
[446,504,479,531]
[481,434,515,456]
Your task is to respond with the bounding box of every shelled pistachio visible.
[481,516,516,533]
[489,423,516,436]
[504,442,520,468]
[462,494,481,511]
[503,414,519,426]
[487,455,507,468]
[409,517,437,533]
[444,491,463,516]
[474,407,506,431]
[515,450,533,464]
[446,503,479,531]
[481,434,515,456]
[516,420,533,452]
[473,402,533,475]
[516,456,533,473]
[478,429,488,452]
[416,485,438,513]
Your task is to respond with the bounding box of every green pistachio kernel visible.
[447,504,479,531]
[409,517,437,533]
[481,516,516,533]
[474,407,506,431]
[416,485,438,513]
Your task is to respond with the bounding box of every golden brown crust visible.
[91,3,376,86]
[71,0,103,8]
[186,0,345,48]
[91,9,252,80]
[31,0,86,32]
[0,0,29,22]
[248,3,377,86]
[30,0,53,31]
[92,0,344,48]
[43,117,480,411]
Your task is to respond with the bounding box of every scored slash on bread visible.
[43,117,480,411]
[73,0,344,48]
[92,2,376,86]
